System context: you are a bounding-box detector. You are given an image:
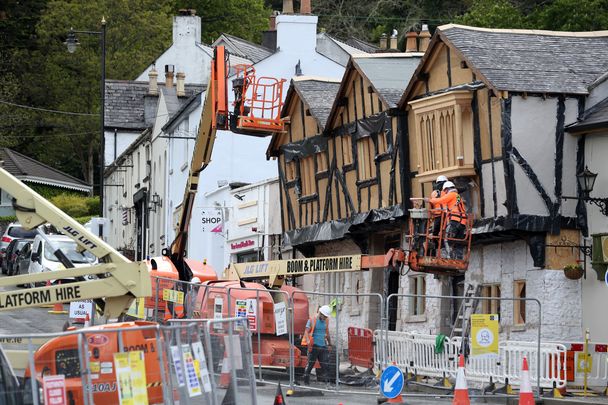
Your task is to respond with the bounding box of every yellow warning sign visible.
[126,298,145,319]
[163,289,184,304]
[471,314,499,358]
[576,353,593,373]
[114,351,149,405]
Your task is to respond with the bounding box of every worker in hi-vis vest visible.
[302,305,332,385]
[428,175,449,255]
[164,277,201,321]
[427,181,467,259]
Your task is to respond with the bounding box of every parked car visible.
[11,241,33,277]
[0,223,38,268]
[27,234,97,287]
[2,239,32,275]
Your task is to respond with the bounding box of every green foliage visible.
[456,0,525,28]
[50,193,99,218]
[28,183,87,199]
[175,0,269,43]
[75,215,94,225]
[528,0,608,31]
[0,216,18,223]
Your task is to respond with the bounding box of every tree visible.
[14,0,174,185]
[528,0,608,31]
[455,0,525,28]
[175,0,270,43]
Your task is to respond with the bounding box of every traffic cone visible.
[84,313,91,327]
[48,280,67,314]
[218,356,231,389]
[274,381,286,405]
[453,354,470,405]
[519,357,535,405]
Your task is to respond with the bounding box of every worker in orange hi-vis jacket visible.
[426,181,467,259]
[428,175,449,254]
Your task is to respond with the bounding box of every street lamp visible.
[563,166,608,216]
[65,17,106,219]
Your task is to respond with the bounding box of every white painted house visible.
[565,71,608,341]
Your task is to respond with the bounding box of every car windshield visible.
[7,227,37,239]
[43,240,96,264]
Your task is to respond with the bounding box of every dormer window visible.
[409,90,475,182]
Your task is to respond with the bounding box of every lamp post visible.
[562,166,608,216]
[65,17,106,218]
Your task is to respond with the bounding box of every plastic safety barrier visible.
[347,327,374,369]
[563,342,608,389]
[374,330,567,389]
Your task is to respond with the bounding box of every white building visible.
[104,3,363,269]
[565,71,608,341]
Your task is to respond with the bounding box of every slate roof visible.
[566,96,608,132]
[345,37,380,53]
[316,33,368,66]
[438,24,608,95]
[293,78,341,128]
[212,33,273,63]
[0,148,91,193]
[105,80,204,130]
[354,54,422,107]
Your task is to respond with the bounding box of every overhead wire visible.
[0,99,97,116]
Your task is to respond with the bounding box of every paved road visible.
[0,273,69,336]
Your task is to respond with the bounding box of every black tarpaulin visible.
[282,135,328,163]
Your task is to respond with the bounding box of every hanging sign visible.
[471,314,499,358]
[163,289,184,304]
[170,346,186,387]
[43,375,67,405]
[246,299,257,331]
[113,351,148,405]
[69,300,94,320]
[191,341,212,393]
[274,302,287,336]
[181,344,202,397]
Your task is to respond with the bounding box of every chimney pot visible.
[283,0,294,14]
[419,24,431,53]
[300,0,311,14]
[269,11,278,30]
[379,33,387,50]
[405,29,418,53]
[148,66,158,95]
[176,71,186,96]
[165,64,175,88]
[389,30,398,50]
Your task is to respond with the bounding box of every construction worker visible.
[427,181,467,259]
[428,175,449,255]
[302,305,332,385]
[184,277,202,318]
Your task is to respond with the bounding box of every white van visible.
[27,234,97,287]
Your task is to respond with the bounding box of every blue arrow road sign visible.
[380,365,404,399]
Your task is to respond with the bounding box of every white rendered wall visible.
[104,130,140,167]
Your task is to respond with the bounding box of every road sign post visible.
[380,365,404,399]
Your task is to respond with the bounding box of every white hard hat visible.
[319,305,332,318]
[436,175,448,183]
[191,277,201,284]
[442,181,455,190]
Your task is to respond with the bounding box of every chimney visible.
[283,0,294,14]
[173,10,201,45]
[379,33,387,50]
[419,24,431,53]
[148,65,158,95]
[388,29,398,50]
[405,29,418,53]
[165,64,174,88]
[176,71,186,96]
[262,11,279,51]
[300,0,311,14]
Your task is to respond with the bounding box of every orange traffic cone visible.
[453,354,470,405]
[48,280,67,314]
[273,381,286,405]
[218,357,231,388]
[84,313,91,327]
[519,357,535,405]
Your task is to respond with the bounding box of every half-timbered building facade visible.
[399,25,608,341]
[268,52,422,330]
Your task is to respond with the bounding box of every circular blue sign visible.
[605,269,608,287]
[380,365,404,399]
